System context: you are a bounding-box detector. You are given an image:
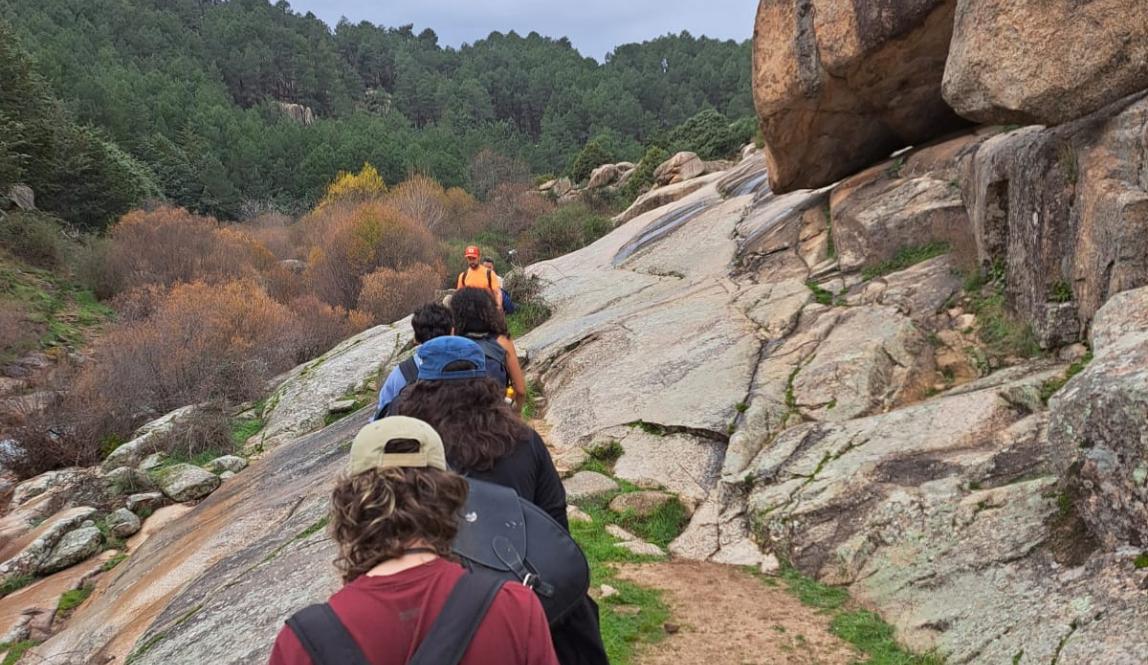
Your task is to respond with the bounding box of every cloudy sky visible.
[288,0,755,60]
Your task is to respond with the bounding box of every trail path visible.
[617,562,857,665]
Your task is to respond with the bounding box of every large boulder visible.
[943,0,1148,125]
[7,184,34,211]
[103,405,201,472]
[252,319,413,450]
[106,508,143,539]
[40,525,103,574]
[959,93,1148,347]
[587,164,621,189]
[0,507,97,584]
[653,152,705,186]
[1049,286,1148,548]
[153,464,221,503]
[751,0,970,193]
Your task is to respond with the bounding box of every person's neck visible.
[365,544,439,577]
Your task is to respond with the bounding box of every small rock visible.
[206,455,248,475]
[608,491,676,518]
[617,540,667,557]
[612,605,642,616]
[606,524,638,541]
[153,464,221,502]
[664,622,681,635]
[126,492,165,514]
[219,471,236,481]
[760,554,781,575]
[40,526,102,574]
[138,452,167,472]
[947,307,964,319]
[563,471,619,501]
[106,508,141,539]
[328,399,357,414]
[600,584,619,600]
[567,506,593,524]
[1058,343,1089,363]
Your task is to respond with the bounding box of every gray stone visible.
[106,508,142,539]
[103,405,200,472]
[138,452,167,472]
[566,506,592,524]
[608,491,675,518]
[40,526,102,574]
[616,540,666,558]
[206,455,248,475]
[599,584,618,600]
[588,164,620,189]
[253,320,413,451]
[11,468,90,507]
[327,399,357,415]
[605,524,638,542]
[613,430,722,502]
[0,506,97,584]
[219,471,236,481]
[154,464,221,503]
[653,151,704,187]
[563,472,619,501]
[126,492,166,514]
[7,184,34,210]
[1049,286,1148,548]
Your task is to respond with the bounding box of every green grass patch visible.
[0,574,37,598]
[95,519,125,552]
[806,280,836,306]
[589,440,625,463]
[101,552,129,572]
[1,640,41,665]
[230,417,264,446]
[968,291,1041,360]
[521,381,542,420]
[57,586,93,612]
[773,565,941,663]
[0,254,112,362]
[1050,281,1074,303]
[507,301,552,339]
[1134,553,1148,570]
[861,242,950,281]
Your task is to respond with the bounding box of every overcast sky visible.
[288,0,755,61]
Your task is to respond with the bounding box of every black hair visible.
[411,302,453,344]
[450,287,507,337]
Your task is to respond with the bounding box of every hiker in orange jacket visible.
[457,246,503,310]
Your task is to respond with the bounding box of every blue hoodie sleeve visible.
[373,366,408,420]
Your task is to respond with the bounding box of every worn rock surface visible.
[206,456,248,475]
[252,319,412,450]
[154,464,221,503]
[0,507,97,583]
[107,508,143,539]
[562,472,619,501]
[943,0,1148,125]
[752,0,970,192]
[41,525,103,574]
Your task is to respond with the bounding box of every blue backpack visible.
[501,288,516,315]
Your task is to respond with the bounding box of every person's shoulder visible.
[490,578,545,614]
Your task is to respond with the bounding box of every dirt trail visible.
[617,561,858,665]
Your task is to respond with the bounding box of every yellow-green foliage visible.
[318,163,387,209]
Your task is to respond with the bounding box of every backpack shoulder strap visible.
[457,271,466,289]
[486,268,493,290]
[399,356,418,384]
[408,572,507,665]
[285,603,371,665]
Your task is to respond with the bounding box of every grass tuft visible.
[1134,553,1148,570]
[0,575,37,599]
[1,640,41,665]
[861,242,950,281]
[805,281,836,306]
[57,586,93,612]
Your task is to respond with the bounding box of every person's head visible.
[451,287,507,337]
[331,417,469,582]
[411,302,452,345]
[465,245,481,269]
[481,257,495,272]
[397,337,530,472]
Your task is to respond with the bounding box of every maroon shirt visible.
[268,559,558,665]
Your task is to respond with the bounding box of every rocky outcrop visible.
[654,152,705,186]
[959,93,1148,347]
[588,164,621,189]
[273,101,314,126]
[153,464,220,503]
[252,319,412,450]
[106,508,142,539]
[206,456,248,475]
[103,405,201,472]
[562,471,619,501]
[6,184,34,211]
[752,0,970,192]
[1049,286,1148,548]
[41,525,102,574]
[0,507,97,583]
[943,0,1148,125]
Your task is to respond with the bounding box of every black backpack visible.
[286,571,506,665]
[469,336,509,388]
[454,478,590,624]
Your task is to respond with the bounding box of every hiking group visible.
[269,247,608,665]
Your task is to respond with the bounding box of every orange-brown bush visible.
[304,202,439,309]
[388,175,448,235]
[487,183,555,238]
[101,206,277,295]
[238,212,299,260]
[84,280,300,413]
[468,149,530,201]
[284,295,372,363]
[356,263,441,325]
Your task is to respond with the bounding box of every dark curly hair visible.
[451,287,507,337]
[330,440,469,582]
[411,302,453,344]
[394,377,531,472]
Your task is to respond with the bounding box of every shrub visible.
[524,203,612,263]
[283,295,370,363]
[388,175,447,234]
[317,163,387,210]
[469,149,531,201]
[486,183,555,239]
[0,211,65,268]
[101,206,274,295]
[304,201,438,309]
[148,403,236,462]
[569,139,615,184]
[357,263,441,325]
[663,109,742,160]
[621,146,670,203]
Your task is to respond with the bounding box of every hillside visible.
[0,0,752,218]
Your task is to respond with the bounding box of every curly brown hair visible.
[394,377,531,472]
[330,446,469,583]
[451,287,508,337]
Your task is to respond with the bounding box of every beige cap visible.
[348,417,447,475]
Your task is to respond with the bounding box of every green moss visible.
[589,440,624,463]
[968,291,1042,360]
[57,586,93,612]
[1,640,41,665]
[735,401,749,413]
[861,242,950,281]
[831,610,945,664]
[886,156,906,179]
[1050,281,1074,303]
[230,417,264,446]
[101,552,128,572]
[1039,351,1093,404]
[1133,553,1148,569]
[0,574,37,598]
[806,280,836,306]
